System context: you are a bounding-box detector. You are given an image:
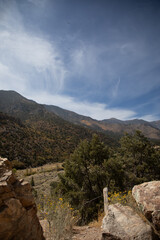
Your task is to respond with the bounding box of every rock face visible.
[0,157,45,240]
[102,203,152,240]
[132,181,160,233]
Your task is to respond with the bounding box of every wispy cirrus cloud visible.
[0,0,66,95]
[0,0,159,121]
[68,39,160,101]
[27,0,47,7]
[139,115,158,122]
[0,62,26,92]
[0,1,137,120]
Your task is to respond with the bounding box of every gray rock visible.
[132,181,160,233]
[102,203,152,240]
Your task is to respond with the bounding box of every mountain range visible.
[0,90,116,168]
[0,90,160,168]
[45,101,160,140]
[1,90,160,140]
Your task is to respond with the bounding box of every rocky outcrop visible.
[0,157,45,240]
[132,181,160,234]
[102,203,152,240]
[102,181,160,239]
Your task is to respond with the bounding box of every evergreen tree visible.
[118,130,160,187]
[57,131,160,224]
[31,176,35,186]
[57,134,123,224]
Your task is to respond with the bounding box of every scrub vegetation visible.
[56,131,160,224]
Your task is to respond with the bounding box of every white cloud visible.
[70,44,105,82]
[0,0,158,121]
[139,115,158,122]
[0,1,66,94]
[26,91,136,120]
[0,30,66,93]
[0,62,27,92]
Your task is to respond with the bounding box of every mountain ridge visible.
[0,90,117,168]
[0,90,160,141]
[44,101,160,140]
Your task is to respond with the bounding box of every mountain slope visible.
[0,90,48,121]
[0,111,99,167]
[151,120,160,130]
[44,104,160,140]
[0,91,117,167]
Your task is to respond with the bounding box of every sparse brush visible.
[37,194,78,240]
[108,190,145,218]
[108,190,132,205]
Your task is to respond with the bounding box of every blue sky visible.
[0,0,160,121]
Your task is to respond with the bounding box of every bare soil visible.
[40,219,102,240]
[72,226,102,240]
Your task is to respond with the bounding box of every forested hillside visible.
[0,90,159,170]
[0,91,117,168]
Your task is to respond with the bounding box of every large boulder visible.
[102,203,152,240]
[132,181,160,233]
[0,157,45,240]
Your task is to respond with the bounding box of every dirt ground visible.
[40,219,102,240]
[72,226,102,240]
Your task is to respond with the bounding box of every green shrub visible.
[31,176,35,186]
[12,168,17,174]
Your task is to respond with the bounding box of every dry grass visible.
[38,195,76,240]
[17,163,76,239]
[16,163,64,196]
[16,162,63,177]
[89,212,105,228]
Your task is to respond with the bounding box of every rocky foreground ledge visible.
[0,157,45,240]
[102,181,160,240]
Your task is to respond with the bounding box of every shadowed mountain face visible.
[0,90,48,121]
[0,90,117,167]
